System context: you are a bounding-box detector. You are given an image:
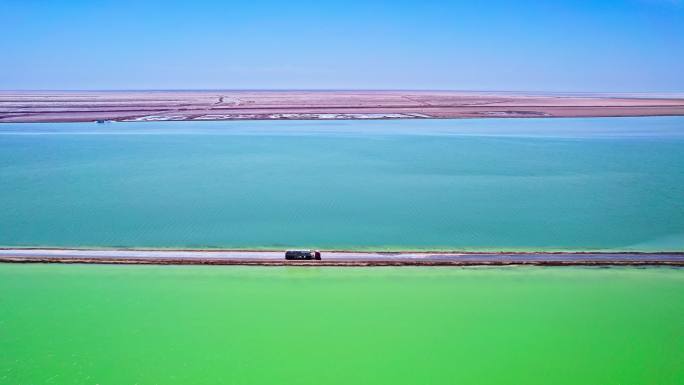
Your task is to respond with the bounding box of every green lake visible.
[1,117,683,251]
[1,264,682,385]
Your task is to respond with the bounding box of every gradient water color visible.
[1,117,683,251]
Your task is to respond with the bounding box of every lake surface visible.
[1,117,683,251]
[1,264,682,385]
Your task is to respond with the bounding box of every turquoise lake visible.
[0,117,683,251]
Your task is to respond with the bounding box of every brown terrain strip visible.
[1,90,684,122]
[2,257,683,267]
[1,249,682,267]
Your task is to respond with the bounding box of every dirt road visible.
[1,249,682,266]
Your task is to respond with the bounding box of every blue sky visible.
[1,0,682,91]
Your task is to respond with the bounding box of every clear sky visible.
[1,0,683,92]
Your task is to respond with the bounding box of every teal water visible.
[1,117,683,251]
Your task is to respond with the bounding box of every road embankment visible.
[1,249,682,266]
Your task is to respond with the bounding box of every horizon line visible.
[2,88,684,96]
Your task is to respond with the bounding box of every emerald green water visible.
[1,264,682,384]
[1,117,683,251]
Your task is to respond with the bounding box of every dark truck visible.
[285,250,322,260]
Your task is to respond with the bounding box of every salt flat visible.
[1,90,684,122]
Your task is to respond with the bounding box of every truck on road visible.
[285,250,322,260]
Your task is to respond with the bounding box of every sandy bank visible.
[2,90,684,123]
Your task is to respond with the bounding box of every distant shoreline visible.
[1,249,683,266]
[2,90,684,123]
